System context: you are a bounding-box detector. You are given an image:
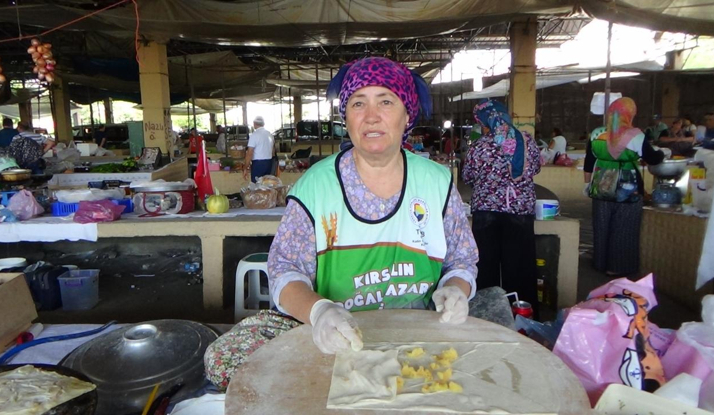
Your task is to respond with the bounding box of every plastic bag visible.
[73,200,125,224]
[56,188,126,203]
[55,147,81,163]
[514,311,565,350]
[240,187,277,209]
[7,189,44,220]
[553,152,574,166]
[256,175,282,187]
[0,207,18,222]
[661,295,714,410]
[553,274,674,405]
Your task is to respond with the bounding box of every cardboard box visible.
[0,273,38,350]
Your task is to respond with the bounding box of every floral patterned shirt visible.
[462,132,541,215]
[268,149,479,312]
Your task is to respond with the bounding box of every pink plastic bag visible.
[73,200,125,224]
[553,274,673,405]
[7,189,44,220]
[661,295,714,408]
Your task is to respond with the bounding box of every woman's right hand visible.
[309,299,363,354]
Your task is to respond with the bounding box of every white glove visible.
[582,183,591,197]
[309,299,363,354]
[432,285,469,324]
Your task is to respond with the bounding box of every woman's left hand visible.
[432,285,469,324]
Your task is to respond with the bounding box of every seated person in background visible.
[644,114,669,142]
[682,116,697,136]
[696,113,714,149]
[549,127,567,154]
[658,119,696,157]
[215,125,227,154]
[13,122,55,154]
[93,125,107,148]
[541,127,567,164]
[7,124,51,173]
[0,118,19,148]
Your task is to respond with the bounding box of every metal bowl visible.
[647,159,688,179]
[1,168,32,182]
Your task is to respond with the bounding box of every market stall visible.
[640,207,712,310]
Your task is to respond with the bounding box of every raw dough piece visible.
[327,349,401,406]
[328,342,562,413]
[0,365,96,415]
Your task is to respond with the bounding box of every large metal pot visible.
[647,159,688,180]
[61,320,218,415]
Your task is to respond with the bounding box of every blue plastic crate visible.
[114,198,133,213]
[51,199,133,217]
[1,191,18,207]
[51,201,80,217]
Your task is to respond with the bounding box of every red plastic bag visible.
[554,152,574,166]
[73,200,125,223]
[553,274,673,404]
[7,189,44,220]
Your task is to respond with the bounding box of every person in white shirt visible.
[549,127,567,155]
[541,127,567,164]
[244,116,275,182]
[215,125,227,154]
[13,122,55,153]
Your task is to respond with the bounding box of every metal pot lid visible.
[62,320,217,394]
[134,183,193,192]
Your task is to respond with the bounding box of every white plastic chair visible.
[234,253,274,321]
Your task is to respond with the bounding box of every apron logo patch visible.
[409,198,429,228]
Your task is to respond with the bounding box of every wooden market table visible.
[640,207,712,310]
[225,310,591,414]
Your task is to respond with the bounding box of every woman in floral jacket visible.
[462,99,541,315]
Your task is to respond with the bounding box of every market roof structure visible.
[0,0,711,105]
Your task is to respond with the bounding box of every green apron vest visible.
[589,136,641,203]
[289,150,451,311]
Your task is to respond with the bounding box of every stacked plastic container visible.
[58,269,100,310]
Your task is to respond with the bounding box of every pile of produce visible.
[88,158,138,173]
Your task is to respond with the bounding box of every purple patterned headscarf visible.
[327,57,432,139]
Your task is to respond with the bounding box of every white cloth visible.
[0,216,98,242]
[698,195,714,289]
[551,135,567,155]
[247,127,274,160]
[8,324,125,365]
[169,394,225,415]
[216,133,226,153]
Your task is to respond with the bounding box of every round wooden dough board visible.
[225,310,591,414]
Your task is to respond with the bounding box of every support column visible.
[103,98,114,124]
[138,41,172,153]
[661,50,684,125]
[293,95,303,124]
[51,75,73,144]
[242,103,248,126]
[508,19,537,136]
[18,102,32,128]
[209,113,217,133]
